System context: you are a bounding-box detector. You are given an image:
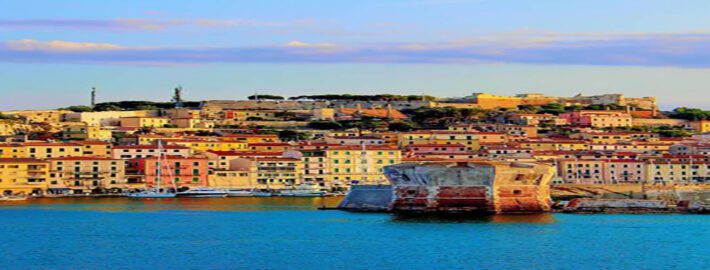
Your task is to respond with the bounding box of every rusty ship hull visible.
[385,161,554,214]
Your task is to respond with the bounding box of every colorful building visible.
[131,156,209,188]
[47,157,126,194]
[0,158,49,195]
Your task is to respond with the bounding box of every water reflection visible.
[392,213,555,224]
[0,197,344,212]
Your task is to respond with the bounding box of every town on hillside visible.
[2,90,710,199]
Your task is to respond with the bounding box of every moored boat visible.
[177,187,228,198]
[0,195,28,201]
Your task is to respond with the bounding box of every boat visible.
[0,195,28,201]
[177,187,228,198]
[384,161,555,213]
[278,184,327,197]
[224,189,255,197]
[252,190,273,197]
[126,189,176,198]
[126,141,178,199]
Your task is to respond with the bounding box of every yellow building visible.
[47,157,126,195]
[398,131,481,150]
[0,158,49,195]
[0,143,27,158]
[230,157,304,189]
[165,139,248,153]
[2,110,70,123]
[75,141,113,158]
[325,145,401,186]
[517,139,589,151]
[208,170,251,188]
[24,142,84,159]
[645,159,710,184]
[120,116,171,128]
[689,120,710,133]
[62,124,113,141]
[221,134,281,144]
[247,143,293,152]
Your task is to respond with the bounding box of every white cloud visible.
[7,40,123,52]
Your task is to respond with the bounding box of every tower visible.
[91,87,96,108]
[172,86,183,108]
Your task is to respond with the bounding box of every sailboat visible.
[127,141,177,198]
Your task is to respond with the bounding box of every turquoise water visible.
[0,198,708,269]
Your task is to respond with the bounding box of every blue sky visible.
[1,0,710,110]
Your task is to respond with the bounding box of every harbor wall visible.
[337,185,392,211]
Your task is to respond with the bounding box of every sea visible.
[0,197,707,270]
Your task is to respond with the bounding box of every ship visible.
[384,161,555,214]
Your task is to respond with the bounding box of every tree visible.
[60,105,93,112]
[669,107,710,121]
[278,130,311,141]
[388,121,419,131]
[539,103,566,114]
[248,94,284,100]
[307,121,343,130]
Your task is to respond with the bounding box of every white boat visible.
[126,189,176,198]
[126,141,178,199]
[177,187,228,198]
[0,195,28,201]
[252,190,273,197]
[224,189,255,197]
[278,184,327,197]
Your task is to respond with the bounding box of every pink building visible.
[131,156,208,188]
[559,110,632,128]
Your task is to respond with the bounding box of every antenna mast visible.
[173,86,184,108]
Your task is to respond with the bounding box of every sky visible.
[1,0,710,110]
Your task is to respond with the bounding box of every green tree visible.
[307,121,343,130]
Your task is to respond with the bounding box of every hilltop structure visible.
[466,93,658,111]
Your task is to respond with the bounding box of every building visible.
[0,143,27,158]
[247,143,293,152]
[324,136,385,146]
[112,145,192,159]
[230,157,304,190]
[506,113,568,126]
[2,110,70,123]
[62,124,113,141]
[24,142,84,159]
[120,116,171,128]
[63,110,158,126]
[204,151,283,170]
[404,144,468,155]
[164,139,248,153]
[559,110,632,128]
[131,156,209,188]
[398,131,481,150]
[47,157,126,195]
[0,158,49,195]
[75,141,113,158]
[688,120,710,133]
[325,145,401,186]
